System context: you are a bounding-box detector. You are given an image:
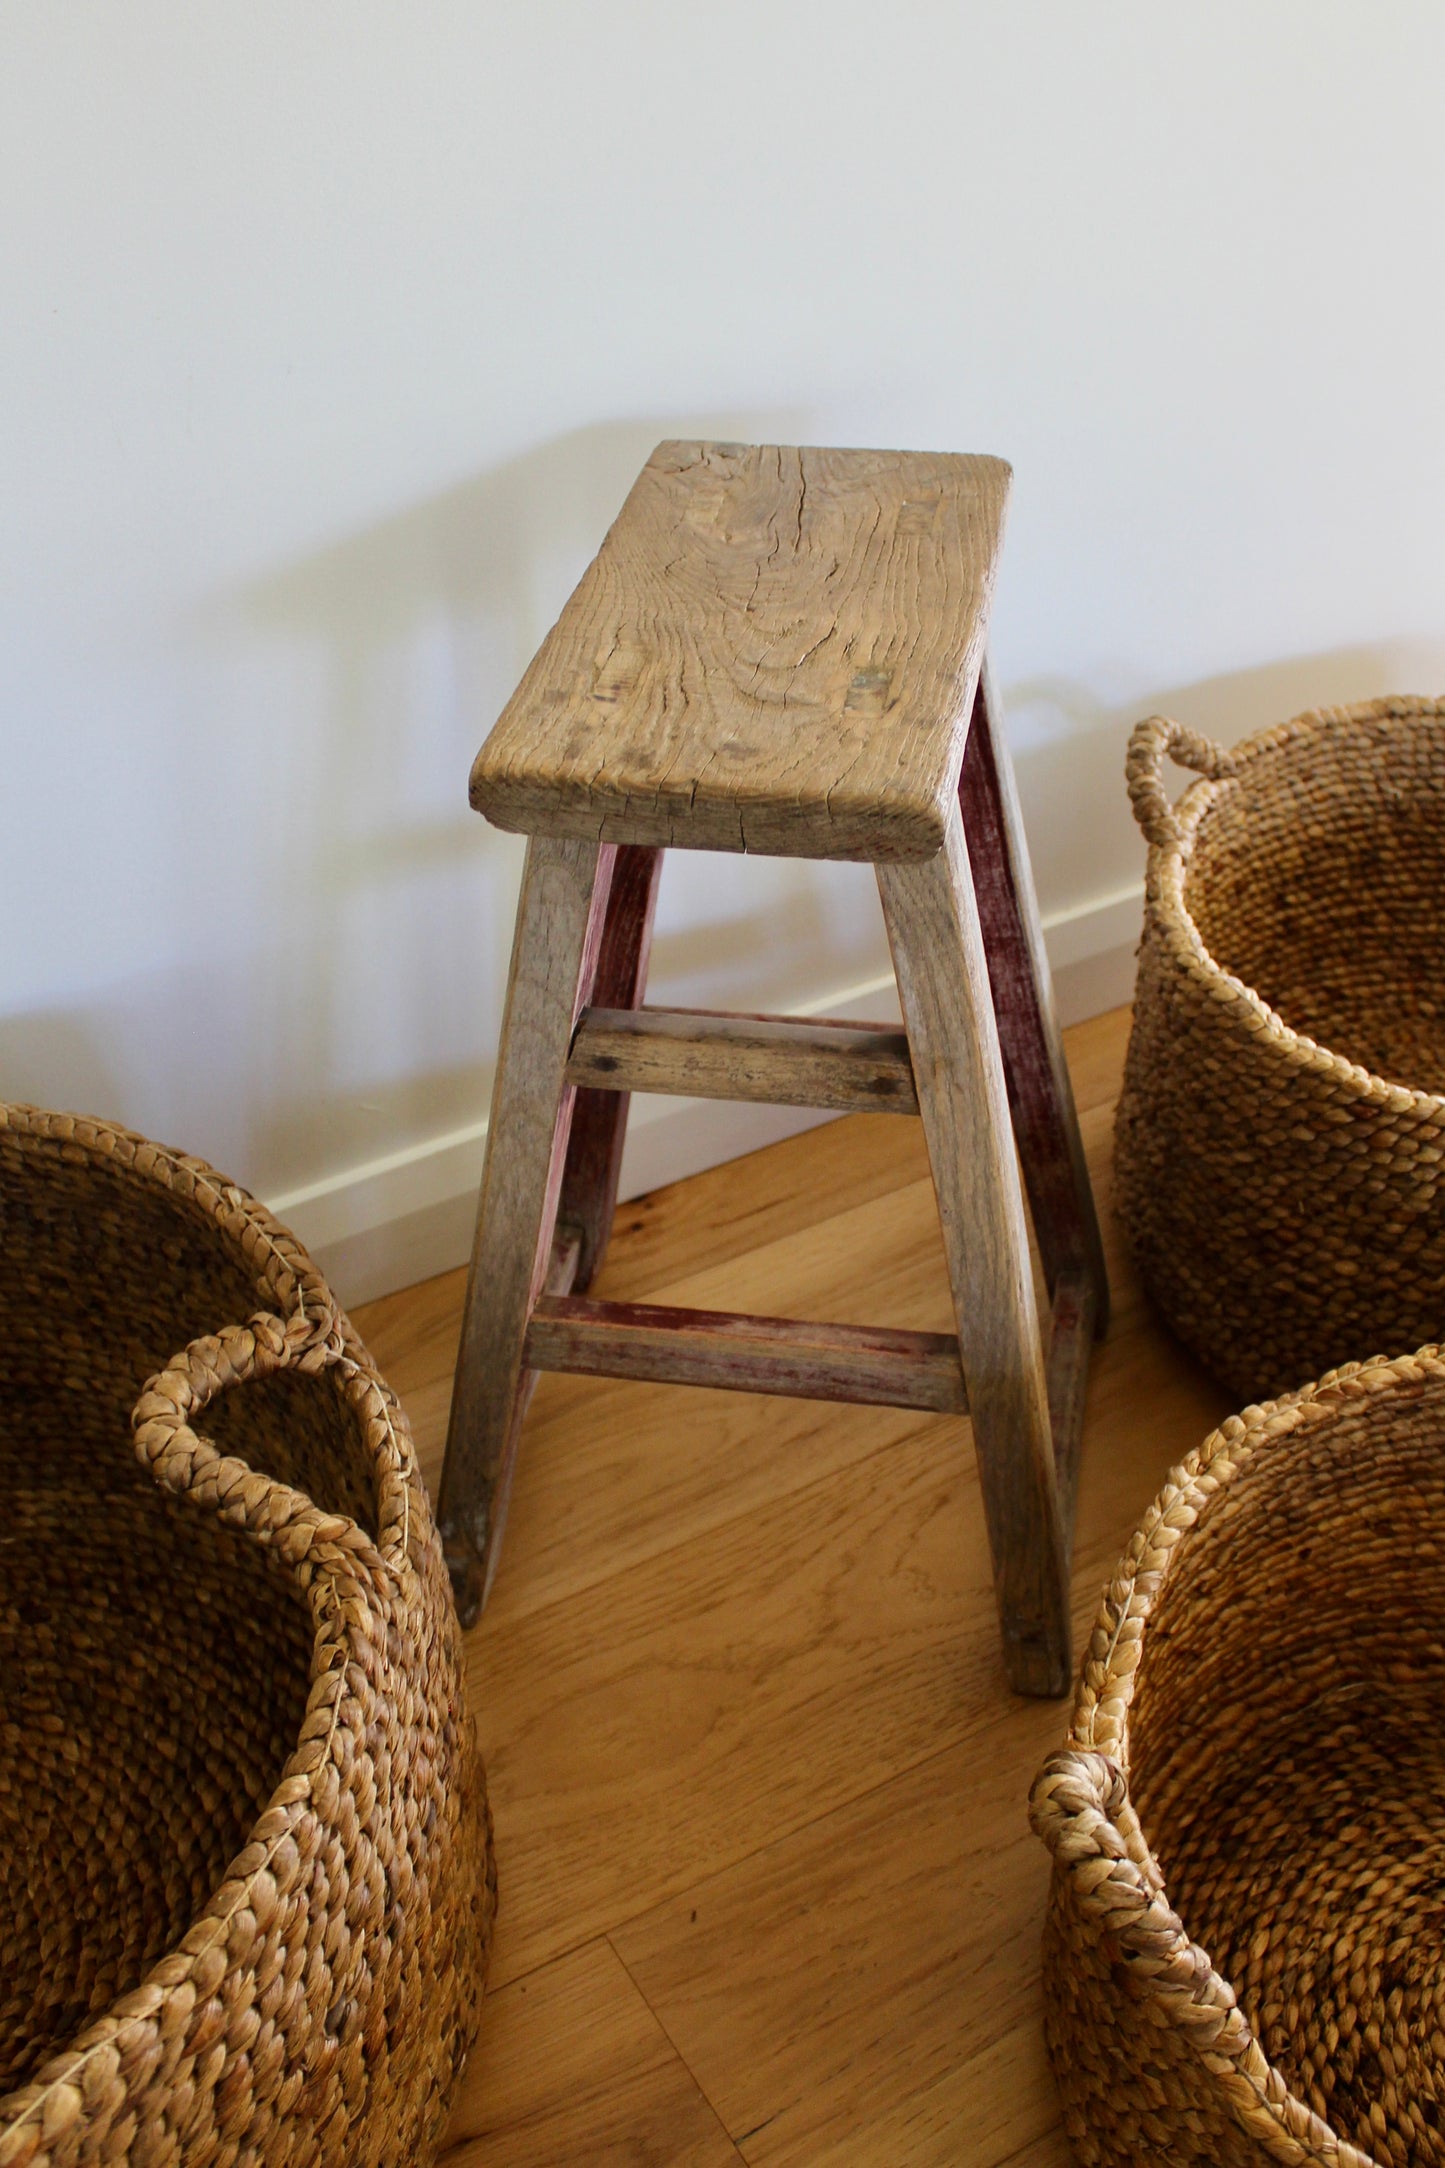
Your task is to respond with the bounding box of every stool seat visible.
[470,441,1011,861]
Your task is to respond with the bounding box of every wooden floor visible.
[354,1005,1231,2167]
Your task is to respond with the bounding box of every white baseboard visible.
[271,881,1142,1308]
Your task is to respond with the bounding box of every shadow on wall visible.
[225,407,884,1200]
[4,422,1438,1224]
[269,624,1445,1305]
[0,1008,125,1128]
[185,404,1445,1214]
[1005,641,1444,921]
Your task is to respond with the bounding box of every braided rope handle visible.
[1126,715,1240,850]
[1030,1748,1259,2043]
[1029,1749,1373,2166]
[130,1301,386,1576]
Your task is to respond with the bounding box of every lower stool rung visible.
[567,1006,919,1113]
[525,1295,968,1413]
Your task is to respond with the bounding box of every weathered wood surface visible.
[470,441,1011,860]
[555,843,663,1289]
[525,1295,968,1414]
[878,797,1072,1697]
[960,669,1109,1325]
[567,1006,919,1113]
[545,1225,582,1297]
[1043,1272,1095,1551]
[437,833,613,1624]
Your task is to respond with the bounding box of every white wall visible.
[5,4,1445,1301]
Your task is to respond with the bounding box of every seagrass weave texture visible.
[1031,1348,1445,2168]
[1115,697,1445,1400]
[0,1104,494,2167]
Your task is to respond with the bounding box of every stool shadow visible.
[221,410,819,1203]
[0,1006,125,1131]
[1002,639,1439,924]
[206,409,1444,1231]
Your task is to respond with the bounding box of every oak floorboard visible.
[403,1169,961,1630]
[460,1093,1223,1995]
[468,1413,991,1989]
[341,1005,1232,2164]
[612,1737,1064,2168]
[596,1116,933,1302]
[437,1939,743,2167]
[1042,1003,1132,1122]
[604,1123,1225,2164]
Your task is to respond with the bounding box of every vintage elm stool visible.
[439,441,1108,1695]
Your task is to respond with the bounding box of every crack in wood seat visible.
[441,442,1108,1698]
[469,442,1011,860]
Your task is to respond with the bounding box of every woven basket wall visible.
[1030,1346,1445,2168]
[0,1104,494,2168]
[1115,697,1445,1401]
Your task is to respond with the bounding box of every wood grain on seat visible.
[469,441,1011,861]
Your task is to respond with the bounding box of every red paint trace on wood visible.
[525,1295,969,1415]
[1044,1272,1096,1550]
[959,673,1109,1332]
[556,845,664,1291]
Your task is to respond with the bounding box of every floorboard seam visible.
[480,1707,1025,1997]
[597,1721,998,1958]
[605,1932,751,2163]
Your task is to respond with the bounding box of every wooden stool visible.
[439,442,1108,1696]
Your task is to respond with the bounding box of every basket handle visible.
[130,1302,386,1578]
[1126,715,1239,849]
[1029,1749,1215,2001]
[1029,1751,1372,2161]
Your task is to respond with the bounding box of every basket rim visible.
[0,1099,433,2136]
[1031,1347,1445,2168]
[0,1097,336,1325]
[1144,694,1445,1119]
[1071,1344,1445,1763]
[0,1097,423,1566]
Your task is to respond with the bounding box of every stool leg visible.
[555,843,664,1292]
[878,797,1072,1696]
[439,834,617,1624]
[959,666,1109,1331]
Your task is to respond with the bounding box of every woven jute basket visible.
[0,1104,494,2168]
[1115,696,1445,1400]
[1030,1345,1445,2168]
